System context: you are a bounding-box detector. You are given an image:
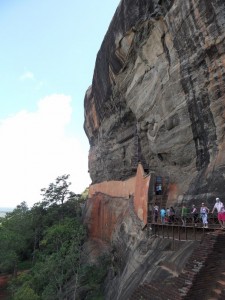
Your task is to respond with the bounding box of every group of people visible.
[190,198,225,229]
[153,198,225,229]
[153,205,175,224]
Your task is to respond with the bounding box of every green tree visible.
[13,283,40,300]
[0,202,33,276]
[41,174,72,206]
[40,174,77,222]
[31,218,86,299]
[4,176,91,300]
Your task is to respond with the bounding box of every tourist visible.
[211,197,225,229]
[200,203,209,228]
[220,205,225,228]
[191,204,198,226]
[153,204,159,223]
[166,208,170,223]
[169,206,175,224]
[181,204,188,226]
[160,207,166,224]
[156,184,162,195]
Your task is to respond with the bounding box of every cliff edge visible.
[83,0,225,298]
[85,0,225,203]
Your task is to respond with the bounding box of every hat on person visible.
[216,197,220,201]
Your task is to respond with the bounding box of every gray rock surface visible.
[103,198,198,300]
[84,0,225,206]
[83,0,225,298]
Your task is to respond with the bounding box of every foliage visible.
[80,187,89,202]
[31,218,86,299]
[1,175,108,300]
[79,255,111,299]
[13,283,40,300]
[40,174,72,206]
[0,202,33,275]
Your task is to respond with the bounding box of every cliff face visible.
[85,0,225,202]
[83,0,225,298]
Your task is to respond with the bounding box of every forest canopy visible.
[0,175,109,300]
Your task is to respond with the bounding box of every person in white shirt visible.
[200,203,209,228]
[153,204,159,223]
[211,197,224,228]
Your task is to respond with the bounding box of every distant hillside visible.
[0,207,13,218]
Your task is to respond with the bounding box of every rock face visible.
[84,0,225,204]
[83,0,225,299]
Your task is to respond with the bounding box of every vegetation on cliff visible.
[0,175,109,300]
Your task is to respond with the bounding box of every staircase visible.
[129,231,225,300]
[208,274,225,299]
[153,194,168,209]
[191,233,225,300]
[147,194,168,224]
[184,232,225,299]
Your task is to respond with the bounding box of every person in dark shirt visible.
[169,206,175,224]
[191,204,198,226]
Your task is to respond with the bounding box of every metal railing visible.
[148,213,223,242]
[149,213,220,227]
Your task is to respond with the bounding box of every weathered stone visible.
[84,0,225,205]
[83,0,225,299]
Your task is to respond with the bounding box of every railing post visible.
[172,225,174,250]
[148,212,220,243]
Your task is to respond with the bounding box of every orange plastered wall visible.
[89,177,136,198]
[134,164,151,225]
[88,164,150,227]
[84,193,129,242]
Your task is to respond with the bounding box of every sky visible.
[0,0,120,208]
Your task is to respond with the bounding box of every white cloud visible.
[19,71,35,81]
[0,94,90,208]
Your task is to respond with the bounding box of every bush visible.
[13,284,40,300]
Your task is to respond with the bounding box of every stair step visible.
[217,280,225,286]
[209,287,222,299]
[212,288,221,295]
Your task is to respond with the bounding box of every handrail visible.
[148,213,224,242]
[149,212,221,228]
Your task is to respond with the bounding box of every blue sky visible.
[0,0,119,208]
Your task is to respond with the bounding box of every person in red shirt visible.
[211,198,225,229]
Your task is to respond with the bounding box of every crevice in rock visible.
[161,32,171,66]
